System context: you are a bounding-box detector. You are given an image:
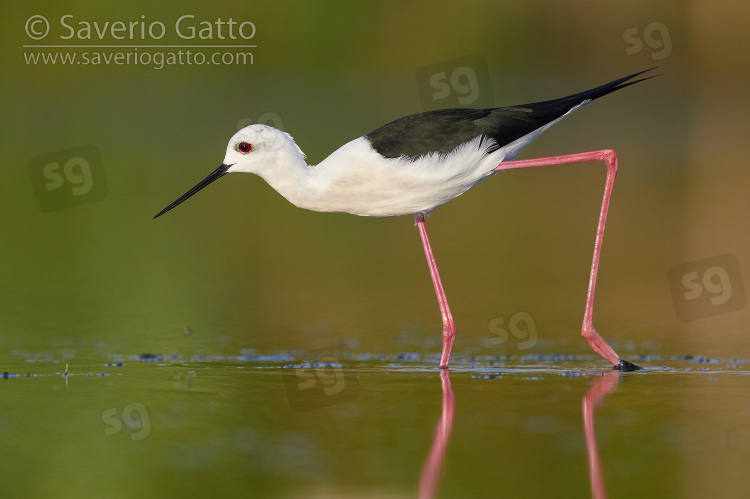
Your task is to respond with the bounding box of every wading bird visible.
[155,69,656,371]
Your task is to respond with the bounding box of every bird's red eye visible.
[237,142,252,153]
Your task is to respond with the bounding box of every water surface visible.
[3,349,748,498]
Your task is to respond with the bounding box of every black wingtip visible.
[611,67,661,91]
[571,67,660,103]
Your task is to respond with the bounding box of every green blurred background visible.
[3,0,747,359]
[1,1,750,497]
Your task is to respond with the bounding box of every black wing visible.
[365,69,657,159]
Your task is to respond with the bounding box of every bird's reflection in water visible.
[418,370,455,499]
[583,371,621,499]
[415,369,624,499]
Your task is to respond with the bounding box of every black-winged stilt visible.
[155,69,656,371]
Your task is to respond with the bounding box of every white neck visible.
[247,139,331,212]
[251,136,377,214]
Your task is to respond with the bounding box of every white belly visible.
[303,136,507,217]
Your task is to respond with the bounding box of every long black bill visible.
[153,164,231,219]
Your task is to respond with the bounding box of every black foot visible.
[613,359,642,372]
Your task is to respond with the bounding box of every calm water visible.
[3,348,748,498]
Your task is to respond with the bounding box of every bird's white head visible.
[224,124,306,175]
[153,123,307,219]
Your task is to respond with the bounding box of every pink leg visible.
[416,215,456,369]
[495,150,639,370]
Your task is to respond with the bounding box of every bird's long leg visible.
[494,149,640,371]
[416,215,456,369]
